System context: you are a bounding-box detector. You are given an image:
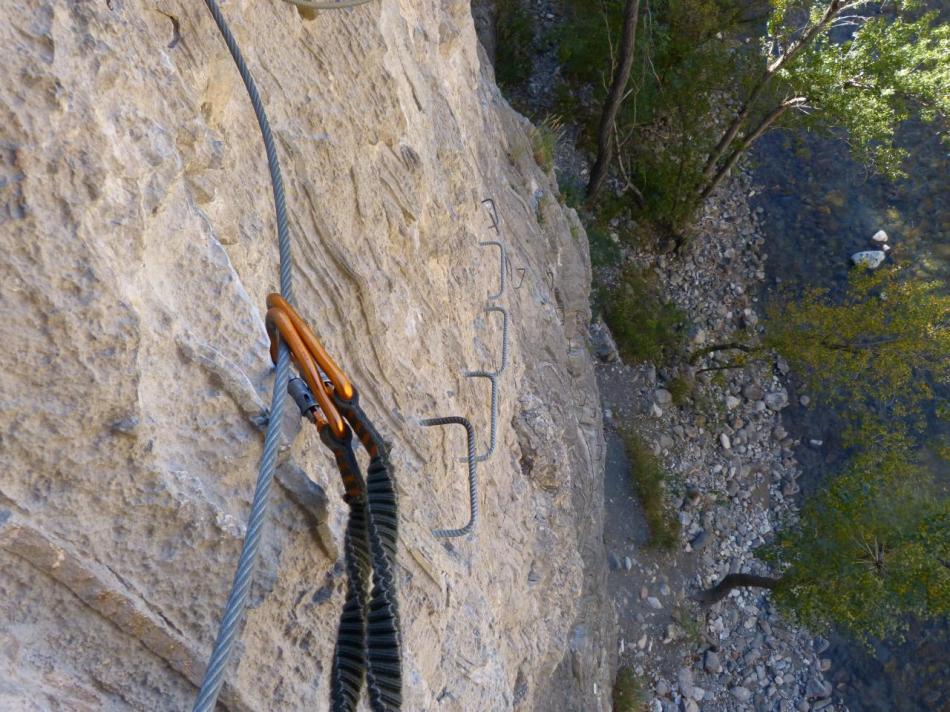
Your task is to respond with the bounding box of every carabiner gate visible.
[264,293,353,438]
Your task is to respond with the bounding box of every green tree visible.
[697,446,950,644]
[694,268,949,640]
[548,0,947,232]
[555,0,747,227]
[692,267,950,444]
[494,0,534,89]
[767,267,949,441]
[697,0,949,203]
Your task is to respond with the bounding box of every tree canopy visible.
[697,0,950,204]
[764,267,950,444]
[551,0,949,230]
[695,266,949,639]
[774,0,950,179]
[763,445,950,643]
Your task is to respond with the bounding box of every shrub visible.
[586,225,621,268]
[619,426,680,549]
[613,666,648,712]
[667,374,693,406]
[531,115,563,173]
[557,173,586,209]
[600,264,685,364]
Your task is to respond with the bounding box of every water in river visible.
[750,116,949,711]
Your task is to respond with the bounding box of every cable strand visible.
[193,344,291,712]
[202,0,294,304]
[193,0,297,708]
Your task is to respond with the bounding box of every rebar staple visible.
[481,198,500,234]
[480,241,506,301]
[421,416,478,538]
[483,305,509,376]
[421,198,511,538]
[460,371,497,463]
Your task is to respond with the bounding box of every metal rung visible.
[421,416,478,538]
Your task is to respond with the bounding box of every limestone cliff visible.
[0,1,611,710]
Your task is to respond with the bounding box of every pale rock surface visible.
[0,1,611,710]
[850,250,886,269]
[764,388,790,411]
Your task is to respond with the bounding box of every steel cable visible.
[193,0,296,709]
[195,1,400,708]
[193,344,291,712]
[202,0,294,305]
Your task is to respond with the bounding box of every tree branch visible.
[587,0,642,202]
[819,335,901,352]
[689,341,759,365]
[700,97,807,201]
[693,573,782,605]
[696,360,753,375]
[699,0,845,187]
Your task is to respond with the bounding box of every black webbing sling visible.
[267,295,402,711]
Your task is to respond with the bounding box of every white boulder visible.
[765,389,790,411]
[871,229,888,243]
[851,250,886,269]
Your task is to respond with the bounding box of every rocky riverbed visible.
[590,167,846,712]
[471,0,850,708]
[479,1,849,705]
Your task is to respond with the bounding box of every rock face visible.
[0,2,609,710]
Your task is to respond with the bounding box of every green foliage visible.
[531,115,563,173]
[768,2,950,178]
[586,225,621,268]
[619,426,680,549]
[601,264,686,364]
[495,0,534,88]
[557,173,586,209]
[672,601,704,645]
[553,0,620,92]
[729,267,950,642]
[667,374,693,406]
[763,446,950,644]
[764,267,950,444]
[555,0,749,227]
[613,666,648,711]
[626,0,749,226]
[553,0,949,229]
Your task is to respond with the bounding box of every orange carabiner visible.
[264,293,353,438]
